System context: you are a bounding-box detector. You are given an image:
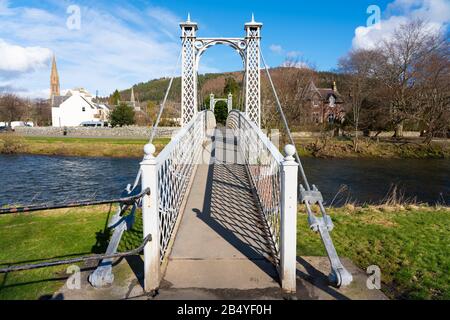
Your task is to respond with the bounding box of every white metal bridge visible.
[89,14,353,296]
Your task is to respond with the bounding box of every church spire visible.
[50,54,60,99]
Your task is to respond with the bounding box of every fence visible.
[226,110,299,293]
[140,111,207,292]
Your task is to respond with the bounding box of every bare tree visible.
[0,94,26,125]
[339,49,383,150]
[414,42,450,143]
[31,99,52,126]
[377,19,447,137]
[261,59,317,132]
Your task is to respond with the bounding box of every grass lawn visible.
[21,137,170,158]
[0,204,448,300]
[0,205,114,300]
[298,205,450,300]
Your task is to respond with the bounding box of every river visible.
[0,155,448,207]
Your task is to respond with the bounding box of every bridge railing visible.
[140,110,207,292]
[227,110,298,293]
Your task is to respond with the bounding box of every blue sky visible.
[0,0,448,98]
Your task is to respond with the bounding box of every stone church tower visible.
[50,55,60,99]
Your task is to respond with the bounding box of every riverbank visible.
[297,204,450,300]
[0,204,447,299]
[0,135,170,158]
[1,134,448,159]
[296,137,450,159]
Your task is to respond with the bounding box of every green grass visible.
[0,136,171,158]
[24,137,152,145]
[298,205,450,300]
[0,205,114,300]
[1,204,448,300]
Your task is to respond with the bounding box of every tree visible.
[223,77,240,98]
[339,49,382,150]
[109,103,135,127]
[109,90,121,106]
[214,100,228,125]
[414,43,450,143]
[377,19,447,137]
[261,60,317,132]
[32,99,52,126]
[0,94,26,125]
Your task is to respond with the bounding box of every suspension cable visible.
[0,235,152,274]
[127,50,182,194]
[149,49,183,143]
[0,188,150,215]
[260,51,311,191]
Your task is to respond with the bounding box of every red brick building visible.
[307,81,346,125]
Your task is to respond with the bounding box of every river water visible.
[0,155,448,207]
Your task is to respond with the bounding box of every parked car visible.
[80,121,109,127]
[0,126,14,133]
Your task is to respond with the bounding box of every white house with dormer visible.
[51,88,110,127]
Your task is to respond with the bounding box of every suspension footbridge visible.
[1,15,390,300]
[89,14,353,296]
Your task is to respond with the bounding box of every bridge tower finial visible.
[251,13,255,23]
[187,13,191,22]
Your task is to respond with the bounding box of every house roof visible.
[309,81,344,103]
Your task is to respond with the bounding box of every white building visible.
[51,88,110,127]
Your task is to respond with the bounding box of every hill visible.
[113,68,348,107]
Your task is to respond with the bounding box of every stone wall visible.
[14,126,423,139]
[15,126,180,139]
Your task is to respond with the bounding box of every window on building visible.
[82,107,86,112]
[328,114,335,124]
[313,112,320,124]
[329,96,336,107]
[313,98,319,107]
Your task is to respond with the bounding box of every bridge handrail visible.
[227,110,283,255]
[227,110,283,163]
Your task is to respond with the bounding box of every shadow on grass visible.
[0,204,114,298]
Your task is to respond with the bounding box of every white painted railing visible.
[227,110,298,293]
[141,111,206,292]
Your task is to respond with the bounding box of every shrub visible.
[0,133,24,154]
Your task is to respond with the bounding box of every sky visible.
[0,0,449,98]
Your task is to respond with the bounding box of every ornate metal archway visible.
[210,93,233,113]
[180,14,262,127]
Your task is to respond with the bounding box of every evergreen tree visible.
[109,103,135,127]
[223,77,239,97]
[214,101,228,125]
[109,90,121,106]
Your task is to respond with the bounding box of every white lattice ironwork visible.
[227,111,283,256]
[156,111,206,260]
[180,15,262,128]
[180,18,198,126]
[244,20,262,128]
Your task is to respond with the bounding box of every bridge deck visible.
[161,129,280,293]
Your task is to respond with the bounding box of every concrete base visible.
[295,257,388,300]
[54,255,387,300]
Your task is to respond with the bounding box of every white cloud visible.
[0,2,187,98]
[352,0,450,50]
[269,44,283,54]
[0,39,52,78]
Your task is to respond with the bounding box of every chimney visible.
[333,81,338,92]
